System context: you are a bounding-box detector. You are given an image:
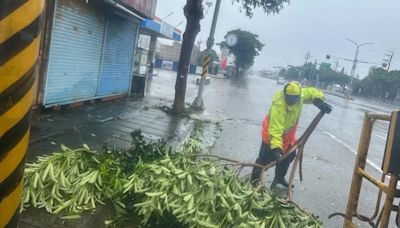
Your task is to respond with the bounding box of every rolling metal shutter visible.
[44,0,105,106]
[97,13,138,96]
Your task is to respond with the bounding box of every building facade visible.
[158,41,200,65]
[37,0,156,107]
[131,16,182,94]
[153,41,200,74]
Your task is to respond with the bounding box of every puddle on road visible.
[190,117,223,151]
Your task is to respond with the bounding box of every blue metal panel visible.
[189,64,196,74]
[172,62,179,71]
[155,58,162,68]
[97,13,138,96]
[140,18,181,41]
[140,19,160,32]
[44,0,105,106]
[172,32,181,41]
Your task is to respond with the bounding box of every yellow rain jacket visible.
[262,87,324,153]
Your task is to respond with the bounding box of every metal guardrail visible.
[330,111,400,228]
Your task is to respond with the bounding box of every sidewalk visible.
[22,96,195,227]
[22,69,224,227]
[27,96,193,162]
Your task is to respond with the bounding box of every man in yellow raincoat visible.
[250,81,332,187]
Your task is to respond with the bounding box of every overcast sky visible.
[155,0,400,77]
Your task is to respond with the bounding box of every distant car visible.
[328,84,342,92]
[277,77,285,85]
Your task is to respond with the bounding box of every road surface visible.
[147,70,398,227]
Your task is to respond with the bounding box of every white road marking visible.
[321,130,382,173]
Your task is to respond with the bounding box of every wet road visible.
[148,70,398,227]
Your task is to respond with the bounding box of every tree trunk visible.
[172,0,203,113]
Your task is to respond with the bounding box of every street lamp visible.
[345,38,374,96]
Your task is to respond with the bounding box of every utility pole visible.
[334,59,339,72]
[308,59,317,85]
[300,51,310,84]
[192,0,222,110]
[383,51,394,71]
[304,51,311,65]
[345,38,374,96]
[313,59,317,86]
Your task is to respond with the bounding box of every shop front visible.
[130,16,182,95]
[39,0,155,107]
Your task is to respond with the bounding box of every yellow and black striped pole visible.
[192,52,211,109]
[200,53,211,80]
[0,0,44,227]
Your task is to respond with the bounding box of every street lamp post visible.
[345,38,374,96]
[192,0,222,110]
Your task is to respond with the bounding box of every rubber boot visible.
[277,178,291,188]
[271,177,293,189]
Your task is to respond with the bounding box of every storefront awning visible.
[140,16,181,41]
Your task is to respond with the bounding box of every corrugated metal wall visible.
[44,0,105,106]
[97,13,138,96]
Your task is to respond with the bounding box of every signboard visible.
[137,34,150,50]
[139,65,147,74]
[196,66,202,74]
[162,60,173,70]
[140,18,181,41]
[319,62,331,71]
[160,21,174,38]
[118,0,157,18]
[220,58,228,70]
